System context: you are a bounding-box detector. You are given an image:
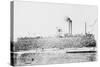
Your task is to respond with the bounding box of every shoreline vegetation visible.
[12,33,96,52]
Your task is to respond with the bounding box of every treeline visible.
[13,34,96,52]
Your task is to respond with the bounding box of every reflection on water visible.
[14,52,96,65]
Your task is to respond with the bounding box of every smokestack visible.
[66,17,72,34]
[69,20,72,34]
[85,22,87,34]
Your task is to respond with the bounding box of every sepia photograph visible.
[10,1,98,66]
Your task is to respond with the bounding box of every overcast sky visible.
[14,1,98,41]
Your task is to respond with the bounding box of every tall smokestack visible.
[66,17,72,34]
[85,22,87,34]
[69,20,72,34]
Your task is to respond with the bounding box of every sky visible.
[14,1,98,41]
